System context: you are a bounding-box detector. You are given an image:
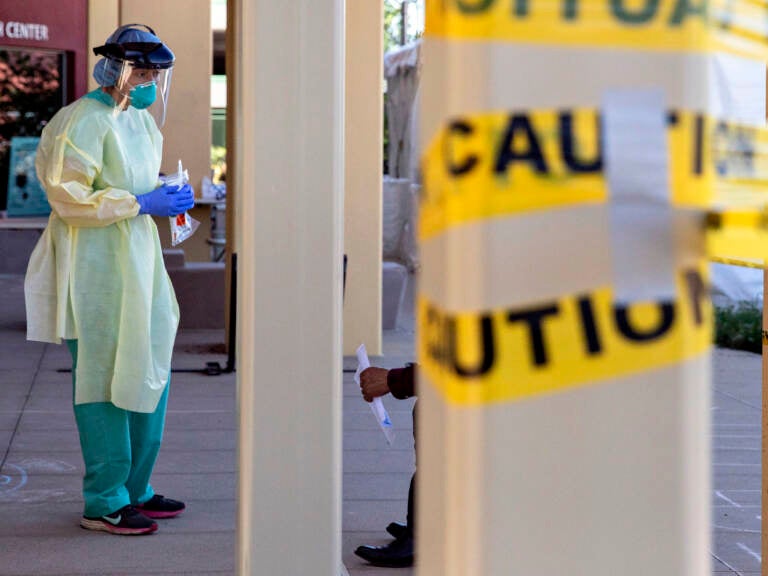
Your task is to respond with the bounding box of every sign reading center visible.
[0,21,50,41]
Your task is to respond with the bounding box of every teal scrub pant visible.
[66,340,169,518]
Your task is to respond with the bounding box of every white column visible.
[234,1,345,575]
[343,0,383,355]
[418,22,711,576]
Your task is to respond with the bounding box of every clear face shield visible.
[111,60,173,128]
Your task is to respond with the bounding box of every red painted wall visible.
[0,0,88,101]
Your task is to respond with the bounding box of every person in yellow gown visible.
[25,24,193,535]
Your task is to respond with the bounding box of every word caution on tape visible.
[421,108,768,270]
[426,0,768,59]
[418,266,711,405]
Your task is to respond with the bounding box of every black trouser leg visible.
[407,472,415,535]
[407,401,417,537]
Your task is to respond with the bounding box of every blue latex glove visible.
[136,183,195,217]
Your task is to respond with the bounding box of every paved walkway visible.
[712,348,764,575]
[0,271,764,575]
[0,272,415,576]
[0,275,237,575]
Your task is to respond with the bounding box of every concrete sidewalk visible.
[0,272,415,576]
[712,348,763,575]
[0,274,237,575]
[0,269,764,575]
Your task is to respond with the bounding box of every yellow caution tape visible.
[420,109,768,241]
[418,265,712,406]
[710,255,767,270]
[426,0,768,61]
[421,109,607,238]
[707,211,768,267]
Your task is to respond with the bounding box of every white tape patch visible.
[603,89,676,303]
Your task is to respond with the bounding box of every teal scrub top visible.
[25,90,179,413]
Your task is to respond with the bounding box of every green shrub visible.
[211,146,226,183]
[714,301,763,354]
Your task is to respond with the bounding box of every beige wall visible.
[87,0,119,89]
[344,1,384,355]
[88,0,213,262]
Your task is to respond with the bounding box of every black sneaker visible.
[80,505,158,535]
[135,494,186,519]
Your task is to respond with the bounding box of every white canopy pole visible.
[234,1,345,574]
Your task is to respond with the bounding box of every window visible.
[0,48,66,212]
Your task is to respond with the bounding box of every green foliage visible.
[384,0,403,53]
[714,301,763,354]
[211,146,226,183]
[384,1,424,51]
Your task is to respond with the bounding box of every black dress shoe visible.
[386,521,409,540]
[354,536,414,568]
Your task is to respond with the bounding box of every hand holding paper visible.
[355,344,395,445]
[359,367,390,402]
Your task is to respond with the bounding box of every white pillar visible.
[343,0,383,355]
[417,11,711,576]
[234,1,345,575]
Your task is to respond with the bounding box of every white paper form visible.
[355,344,395,445]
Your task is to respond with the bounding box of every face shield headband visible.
[93,43,173,70]
[93,23,175,70]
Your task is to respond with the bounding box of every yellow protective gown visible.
[25,90,179,413]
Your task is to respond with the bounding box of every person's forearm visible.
[387,364,416,399]
[47,181,140,227]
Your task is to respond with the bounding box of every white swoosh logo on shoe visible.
[103,515,121,526]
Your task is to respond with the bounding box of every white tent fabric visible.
[383,42,422,271]
[384,41,421,181]
[384,41,421,78]
[711,263,763,307]
[383,176,420,271]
